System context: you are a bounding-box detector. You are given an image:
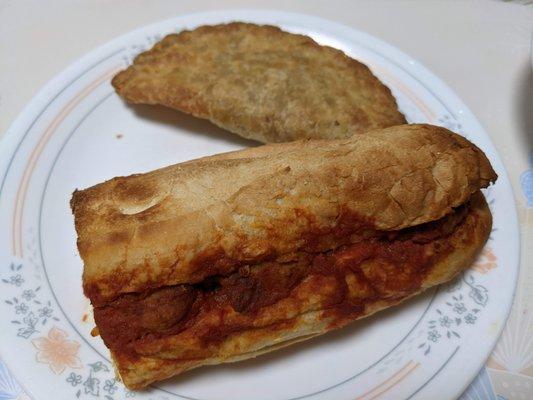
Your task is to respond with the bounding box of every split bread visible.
[112,22,406,143]
[71,124,496,389]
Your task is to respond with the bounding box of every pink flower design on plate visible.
[31,326,82,374]
[471,247,497,274]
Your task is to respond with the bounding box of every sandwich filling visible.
[93,196,475,362]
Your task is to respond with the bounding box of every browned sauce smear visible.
[93,202,469,358]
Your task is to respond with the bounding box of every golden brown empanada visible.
[112,23,406,143]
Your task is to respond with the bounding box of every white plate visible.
[0,10,519,400]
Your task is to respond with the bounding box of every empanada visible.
[112,23,406,143]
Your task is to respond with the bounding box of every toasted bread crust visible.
[112,22,406,143]
[71,124,496,306]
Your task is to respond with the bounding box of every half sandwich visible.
[71,124,496,389]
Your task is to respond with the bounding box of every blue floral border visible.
[1,261,135,399]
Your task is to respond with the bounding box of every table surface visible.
[1,1,532,399]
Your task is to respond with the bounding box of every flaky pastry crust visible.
[112,22,406,143]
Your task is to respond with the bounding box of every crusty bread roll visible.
[71,124,496,389]
[111,22,406,143]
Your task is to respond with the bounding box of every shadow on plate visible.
[154,290,434,389]
[126,103,260,148]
